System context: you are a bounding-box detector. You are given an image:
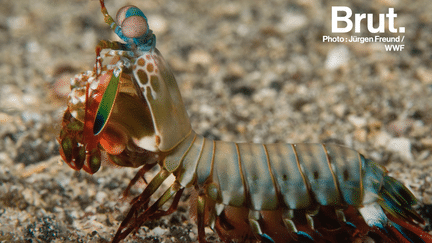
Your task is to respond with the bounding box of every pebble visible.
[379,0,400,6]
[419,139,432,150]
[5,93,25,110]
[325,45,350,70]
[418,150,430,161]
[416,67,432,84]
[373,131,392,147]
[152,226,168,236]
[188,50,212,66]
[387,119,413,136]
[95,191,107,204]
[386,137,414,161]
[354,128,367,142]
[84,205,96,214]
[212,2,241,18]
[0,113,13,123]
[227,63,246,78]
[277,12,308,33]
[26,40,41,53]
[21,111,42,123]
[7,15,30,36]
[348,115,367,129]
[332,104,347,118]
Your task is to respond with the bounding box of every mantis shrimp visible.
[58,1,432,242]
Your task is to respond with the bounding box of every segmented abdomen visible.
[166,132,379,211]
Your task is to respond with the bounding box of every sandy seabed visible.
[1,0,431,242]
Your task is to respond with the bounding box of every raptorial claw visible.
[93,68,122,135]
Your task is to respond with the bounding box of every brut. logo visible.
[332,6,405,34]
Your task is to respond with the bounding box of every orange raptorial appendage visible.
[100,123,128,155]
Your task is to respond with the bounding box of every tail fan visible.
[378,175,432,243]
[379,176,424,223]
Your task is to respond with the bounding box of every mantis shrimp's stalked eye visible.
[115,6,149,39]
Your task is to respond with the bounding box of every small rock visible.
[199,104,215,116]
[253,88,277,103]
[387,119,413,137]
[7,15,31,36]
[348,115,367,128]
[354,128,367,142]
[277,12,308,33]
[332,103,347,117]
[373,131,392,147]
[152,226,167,236]
[325,45,350,70]
[95,191,107,204]
[188,50,212,66]
[26,40,41,53]
[379,0,400,7]
[368,120,382,131]
[236,24,249,37]
[386,137,413,161]
[22,94,39,106]
[418,150,430,161]
[0,113,13,123]
[421,138,432,148]
[84,205,96,214]
[369,151,383,161]
[21,111,42,123]
[227,63,246,78]
[416,67,432,84]
[212,3,241,18]
[422,195,432,205]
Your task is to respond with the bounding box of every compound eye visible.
[116,6,148,38]
[116,5,134,26]
[121,16,148,38]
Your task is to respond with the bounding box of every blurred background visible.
[0,0,431,242]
